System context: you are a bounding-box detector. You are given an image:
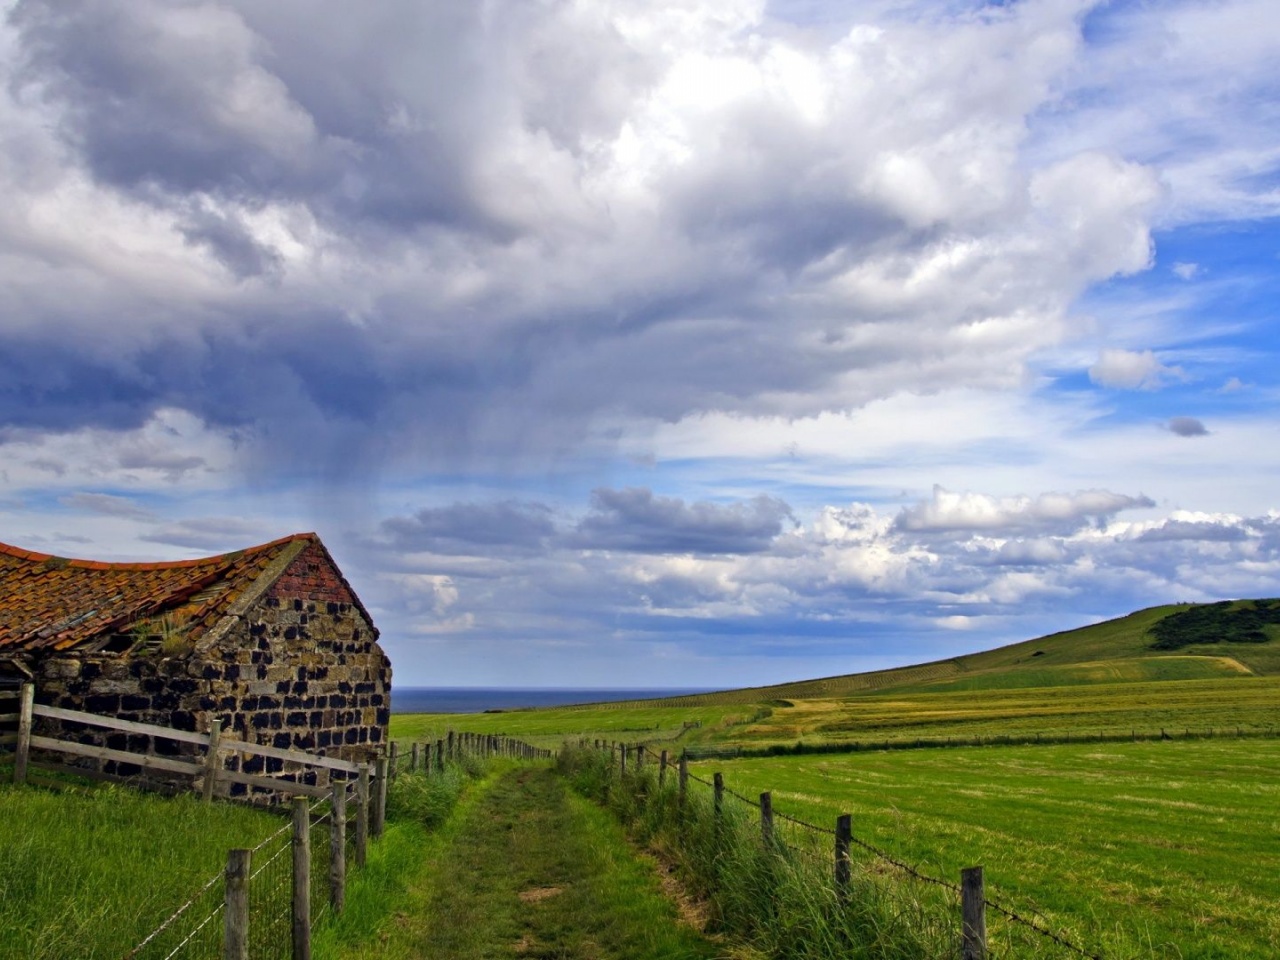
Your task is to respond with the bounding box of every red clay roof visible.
[0,533,318,656]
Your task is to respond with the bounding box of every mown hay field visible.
[693,739,1280,959]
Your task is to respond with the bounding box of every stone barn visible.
[0,533,391,791]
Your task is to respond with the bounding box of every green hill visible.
[588,599,1280,708]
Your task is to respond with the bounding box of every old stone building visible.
[0,533,391,789]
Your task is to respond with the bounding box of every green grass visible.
[390,702,745,750]
[321,763,723,959]
[693,739,1280,959]
[0,777,283,960]
[485,600,1280,710]
[723,676,1280,749]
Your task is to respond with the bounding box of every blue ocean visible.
[390,687,717,714]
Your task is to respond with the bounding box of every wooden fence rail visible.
[2,683,380,805]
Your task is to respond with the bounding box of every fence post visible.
[223,848,250,960]
[834,814,851,904]
[202,719,222,802]
[637,744,645,768]
[411,741,420,774]
[659,749,668,788]
[621,744,627,775]
[330,781,346,914]
[436,739,445,772]
[713,772,724,819]
[447,730,455,761]
[356,764,370,868]
[678,753,688,807]
[292,797,312,960]
[961,866,986,959]
[373,757,389,838]
[389,742,399,782]
[14,682,34,785]
[760,791,773,845]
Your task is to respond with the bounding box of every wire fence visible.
[122,731,551,960]
[592,742,1104,960]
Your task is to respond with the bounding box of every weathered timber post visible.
[223,848,251,960]
[961,866,987,960]
[637,744,645,768]
[620,744,627,776]
[834,814,852,904]
[201,718,223,802]
[330,781,346,914]
[411,741,420,774]
[292,797,312,960]
[436,739,445,772]
[389,742,399,782]
[760,791,773,845]
[355,764,370,868]
[659,749,668,788]
[14,682,34,785]
[447,730,455,761]
[713,772,724,819]
[678,753,688,808]
[373,757,389,838]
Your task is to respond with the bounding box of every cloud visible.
[59,491,155,520]
[1088,349,1185,390]
[1171,261,1200,280]
[894,486,1154,536]
[574,488,793,555]
[139,517,286,552]
[0,0,1173,473]
[379,501,557,555]
[1167,416,1208,436]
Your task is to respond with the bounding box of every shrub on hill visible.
[1149,600,1280,650]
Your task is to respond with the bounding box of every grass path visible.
[326,765,724,960]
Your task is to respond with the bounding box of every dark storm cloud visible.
[1167,416,1208,437]
[0,0,1191,482]
[380,501,558,555]
[573,487,793,555]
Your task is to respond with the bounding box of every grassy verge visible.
[694,739,1280,959]
[323,763,721,959]
[559,744,968,960]
[0,775,282,960]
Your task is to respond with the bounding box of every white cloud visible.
[1088,349,1184,390]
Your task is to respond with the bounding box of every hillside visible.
[580,599,1280,708]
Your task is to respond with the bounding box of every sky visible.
[1,0,1279,689]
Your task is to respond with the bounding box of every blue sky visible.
[1,0,1278,688]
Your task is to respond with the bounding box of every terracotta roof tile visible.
[0,534,318,656]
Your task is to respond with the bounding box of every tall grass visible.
[0,777,282,960]
[557,744,959,960]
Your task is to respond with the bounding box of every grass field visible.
[392,676,1280,754]
[691,739,1280,959]
[0,775,283,960]
[390,701,749,749]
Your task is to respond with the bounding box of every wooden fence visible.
[2,683,376,806]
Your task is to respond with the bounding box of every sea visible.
[390,687,718,714]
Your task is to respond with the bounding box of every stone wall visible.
[27,542,391,798]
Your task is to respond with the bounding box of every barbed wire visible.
[773,808,835,837]
[670,751,1102,960]
[124,866,224,958]
[984,898,1103,959]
